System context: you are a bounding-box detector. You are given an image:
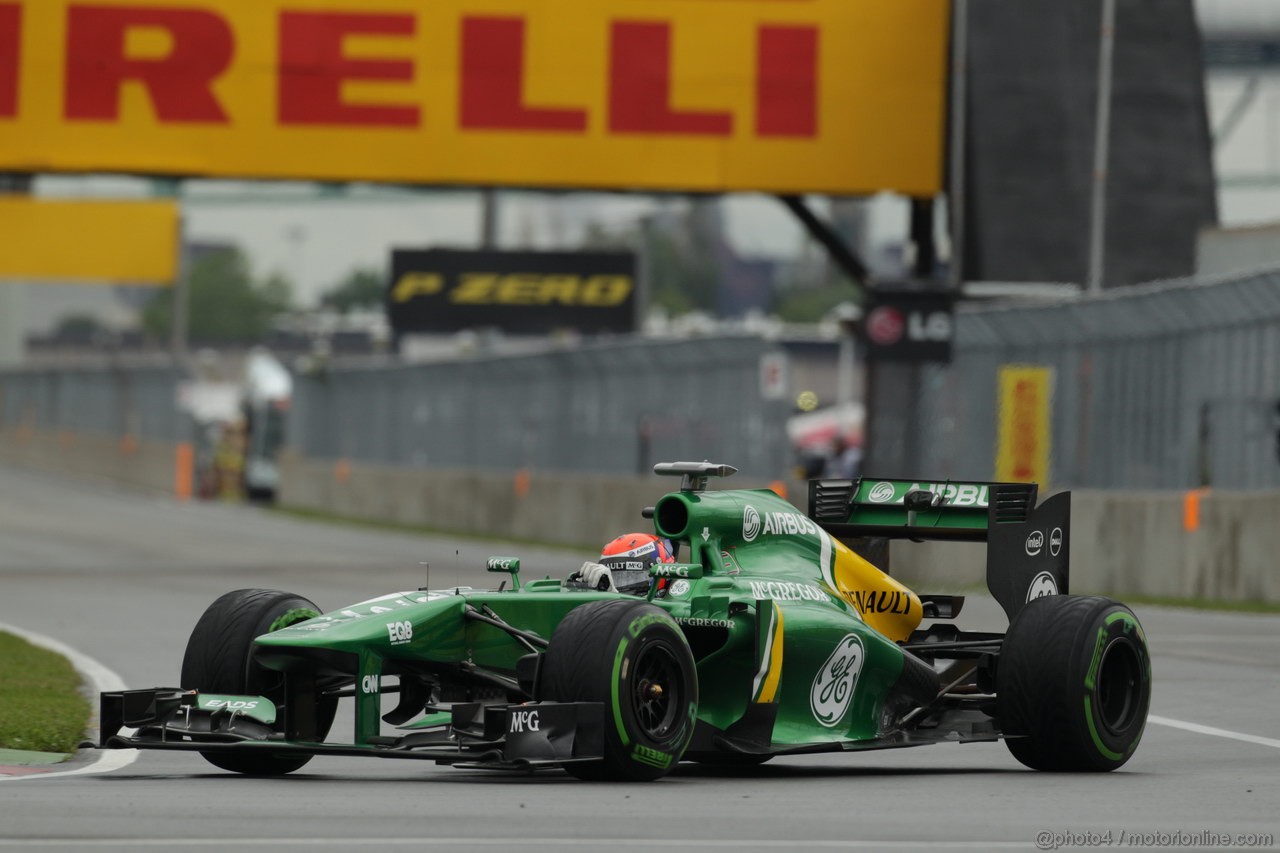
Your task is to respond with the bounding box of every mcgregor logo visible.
[810,634,865,727]
[742,505,762,542]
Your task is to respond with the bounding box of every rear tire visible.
[997,595,1151,771]
[543,600,698,781]
[180,588,336,775]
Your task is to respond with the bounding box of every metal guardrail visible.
[898,267,1280,489]
[289,336,791,478]
[0,363,188,442]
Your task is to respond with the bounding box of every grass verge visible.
[0,632,91,754]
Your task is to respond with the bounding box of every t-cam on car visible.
[100,462,1152,780]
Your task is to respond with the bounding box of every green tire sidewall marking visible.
[611,636,630,747]
[1083,609,1149,762]
[1083,696,1126,762]
[612,610,694,769]
[269,608,319,633]
[1105,610,1152,679]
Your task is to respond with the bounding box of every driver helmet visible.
[599,533,676,595]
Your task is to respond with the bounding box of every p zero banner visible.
[389,249,637,335]
[995,365,1053,488]
[0,0,948,195]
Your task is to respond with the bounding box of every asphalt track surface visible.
[0,465,1277,853]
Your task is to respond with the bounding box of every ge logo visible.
[742,505,761,542]
[810,634,865,728]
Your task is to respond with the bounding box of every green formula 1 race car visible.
[100,462,1152,781]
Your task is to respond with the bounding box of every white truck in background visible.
[241,349,292,502]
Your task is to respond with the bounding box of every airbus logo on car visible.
[867,482,896,503]
[743,505,820,541]
[866,483,989,507]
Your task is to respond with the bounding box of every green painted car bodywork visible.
[256,485,910,750]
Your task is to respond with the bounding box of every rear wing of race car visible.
[807,478,1069,621]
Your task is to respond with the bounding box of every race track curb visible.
[0,621,138,781]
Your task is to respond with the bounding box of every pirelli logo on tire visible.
[389,248,637,335]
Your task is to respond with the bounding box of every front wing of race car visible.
[99,688,605,772]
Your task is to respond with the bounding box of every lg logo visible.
[866,307,952,347]
[908,310,952,343]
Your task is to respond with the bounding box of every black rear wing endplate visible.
[809,479,1070,622]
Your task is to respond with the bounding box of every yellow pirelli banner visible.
[0,0,949,195]
[996,365,1053,488]
[0,198,179,284]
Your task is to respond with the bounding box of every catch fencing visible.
[289,336,791,479]
[878,267,1280,490]
[0,361,188,442]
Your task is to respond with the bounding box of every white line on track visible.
[0,841,1030,849]
[0,621,138,781]
[1149,714,1280,750]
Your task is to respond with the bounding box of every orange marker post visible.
[174,441,194,501]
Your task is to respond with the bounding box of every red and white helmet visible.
[599,533,675,594]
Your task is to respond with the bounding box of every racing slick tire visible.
[543,599,698,781]
[997,595,1151,772]
[180,588,337,775]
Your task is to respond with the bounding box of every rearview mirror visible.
[486,556,520,573]
[486,556,521,590]
[650,563,703,581]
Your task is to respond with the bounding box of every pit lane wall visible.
[888,489,1280,605]
[0,363,189,495]
[0,426,180,494]
[276,451,800,552]
[278,451,1280,604]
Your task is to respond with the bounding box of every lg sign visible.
[863,289,954,363]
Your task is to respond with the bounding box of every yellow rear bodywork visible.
[830,538,922,642]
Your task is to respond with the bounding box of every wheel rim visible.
[1096,637,1142,735]
[631,641,683,741]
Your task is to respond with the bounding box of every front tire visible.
[998,595,1151,771]
[543,600,698,781]
[180,588,336,775]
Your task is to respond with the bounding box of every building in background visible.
[962,0,1217,288]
